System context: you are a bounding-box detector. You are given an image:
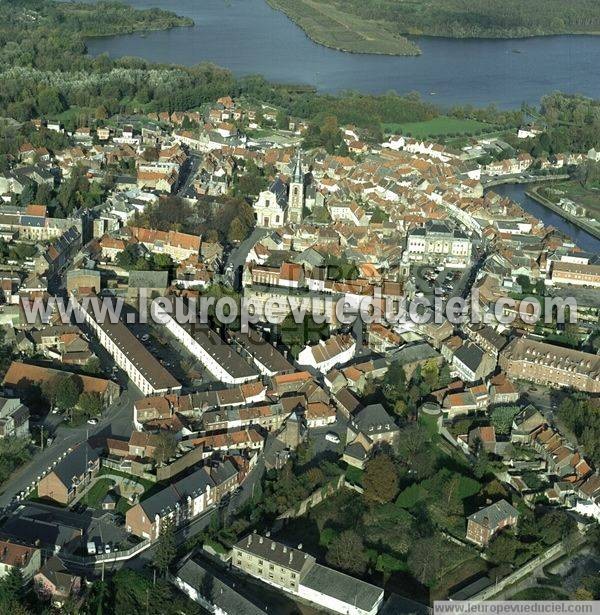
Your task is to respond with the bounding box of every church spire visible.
[292,148,303,184]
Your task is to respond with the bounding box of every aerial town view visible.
[0,0,599,613]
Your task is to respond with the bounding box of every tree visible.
[227,217,248,243]
[489,405,520,435]
[154,432,177,465]
[78,392,104,417]
[487,533,519,565]
[0,568,25,613]
[55,376,83,413]
[407,537,446,585]
[153,517,176,577]
[363,454,399,504]
[326,530,368,574]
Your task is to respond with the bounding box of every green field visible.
[382,116,494,138]
[267,0,420,55]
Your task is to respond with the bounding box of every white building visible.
[156,307,259,385]
[297,334,356,374]
[254,178,288,229]
[406,221,472,267]
[74,297,181,396]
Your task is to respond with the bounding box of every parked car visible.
[87,418,98,425]
[325,432,340,444]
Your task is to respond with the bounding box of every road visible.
[0,381,139,508]
[176,153,202,196]
[224,227,269,289]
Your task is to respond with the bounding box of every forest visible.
[0,0,438,129]
[329,0,600,39]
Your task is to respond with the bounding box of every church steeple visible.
[292,148,303,184]
[287,148,304,224]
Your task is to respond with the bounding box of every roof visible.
[52,442,99,489]
[191,326,259,380]
[177,558,267,615]
[354,403,397,435]
[468,499,519,529]
[0,539,38,568]
[3,362,114,397]
[83,298,180,393]
[230,329,294,375]
[301,563,383,612]
[139,465,214,518]
[454,342,485,372]
[234,534,314,574]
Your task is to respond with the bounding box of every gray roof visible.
[301,563,383,612]
[53,442,99,489]
[177,558,267,615]
[234,534,315,574]
[379,594,432,615]
[468,499,519,529]
[354,403,397,435]
[192,326,259,381]
[393,343,440,366]
[230,329,293,375]
[454,342,485,372]
[140,465,215,518]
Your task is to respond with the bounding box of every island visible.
[268,0,600,56]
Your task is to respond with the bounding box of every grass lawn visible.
[382,116,493,139]
[80,478,115,509]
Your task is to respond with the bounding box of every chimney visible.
[270,542,275,551]
[259,537,263,544]
[266,531,271,538]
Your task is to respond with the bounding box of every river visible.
[85,0,600,109]
[488,184,600,253]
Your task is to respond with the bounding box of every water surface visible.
[85,0,600,109]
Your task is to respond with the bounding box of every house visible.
[232,534,384,615]
[125,460,238,540]
[511,405,546,444]
[466,500,519,547]
[305,402,336,428]
[0,539,41,582]
[37,442,100,505]
[34,557,81,607]
[0,397,29,439]
[500,338,600,393]
[3,362,120,406]
[349,404,399,445]
[229,329,294,377]
[232,533,315,593]
[299,563,385,615]
[452,342,496,383]
[175,557,267,615]
[297,334,356,374]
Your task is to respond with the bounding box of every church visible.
[253,150,307,228]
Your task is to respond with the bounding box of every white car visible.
[104,544,111,554]
[87,418,98,425]
[325,432,340,444]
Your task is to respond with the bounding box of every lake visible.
[85,0,600,109]
[489,184,600,253]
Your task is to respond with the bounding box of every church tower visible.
[287,149,304,224]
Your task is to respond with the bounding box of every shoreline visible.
[526,185,600,240]
[264,0,421,57]
[266,0,600,57]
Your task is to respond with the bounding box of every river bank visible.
[487,183,600,252]
[526,185,600,241]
